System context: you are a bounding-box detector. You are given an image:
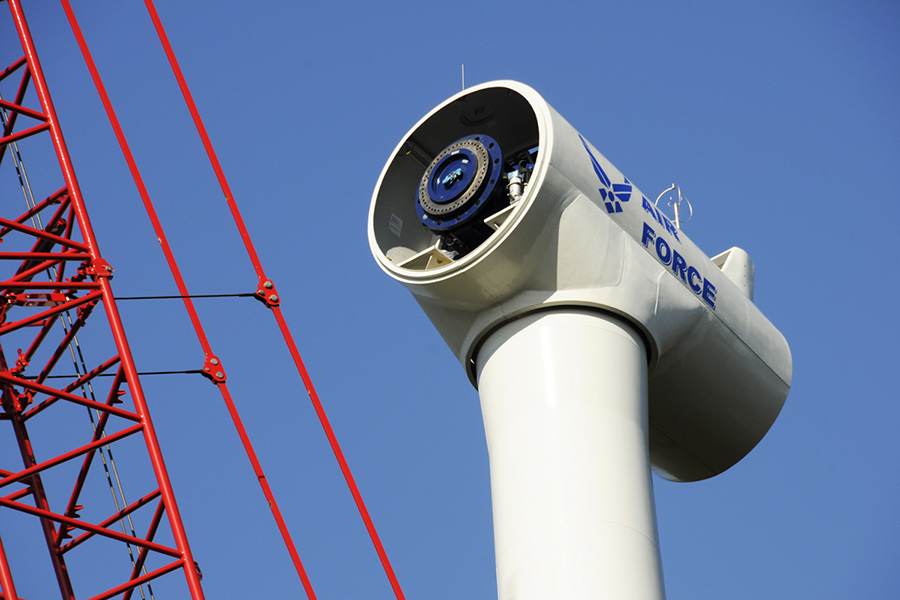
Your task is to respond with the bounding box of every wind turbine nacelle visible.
[368,81,791,482]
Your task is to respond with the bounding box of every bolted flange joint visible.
[201,354,226,384]
[254,277,280,308]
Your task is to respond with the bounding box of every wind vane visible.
[655,183,693,229]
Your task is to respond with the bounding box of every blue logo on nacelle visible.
[579,135,632,213]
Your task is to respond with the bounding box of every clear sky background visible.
[2,1,898,598]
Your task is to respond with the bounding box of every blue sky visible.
[2,1,898,598]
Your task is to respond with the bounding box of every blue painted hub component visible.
[415,134,504,232]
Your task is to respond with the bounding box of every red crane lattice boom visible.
[0,1,204,597]
[1,1,406,599]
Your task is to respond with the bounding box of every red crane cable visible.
[139,2,407,598]
[58,2,405,598]
[58,2,318,598]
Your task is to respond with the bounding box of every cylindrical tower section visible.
[476,309,664,600]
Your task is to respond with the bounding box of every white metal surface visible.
[368,80,791,482]
[476,309,664,600]
[368,80,792,599]
[711,247,755,300]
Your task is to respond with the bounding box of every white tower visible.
[368,81,791,599]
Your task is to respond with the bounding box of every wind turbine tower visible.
[368,81,791,599]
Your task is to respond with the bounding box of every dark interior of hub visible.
[373,87,540,270]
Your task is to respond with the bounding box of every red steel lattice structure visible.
[1,1,407,599]
[0,1,205,597]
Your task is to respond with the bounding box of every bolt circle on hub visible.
[416,134,503,230]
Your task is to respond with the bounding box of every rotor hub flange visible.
[416,135,503,230]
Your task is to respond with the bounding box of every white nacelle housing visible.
[368,80,791,482]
